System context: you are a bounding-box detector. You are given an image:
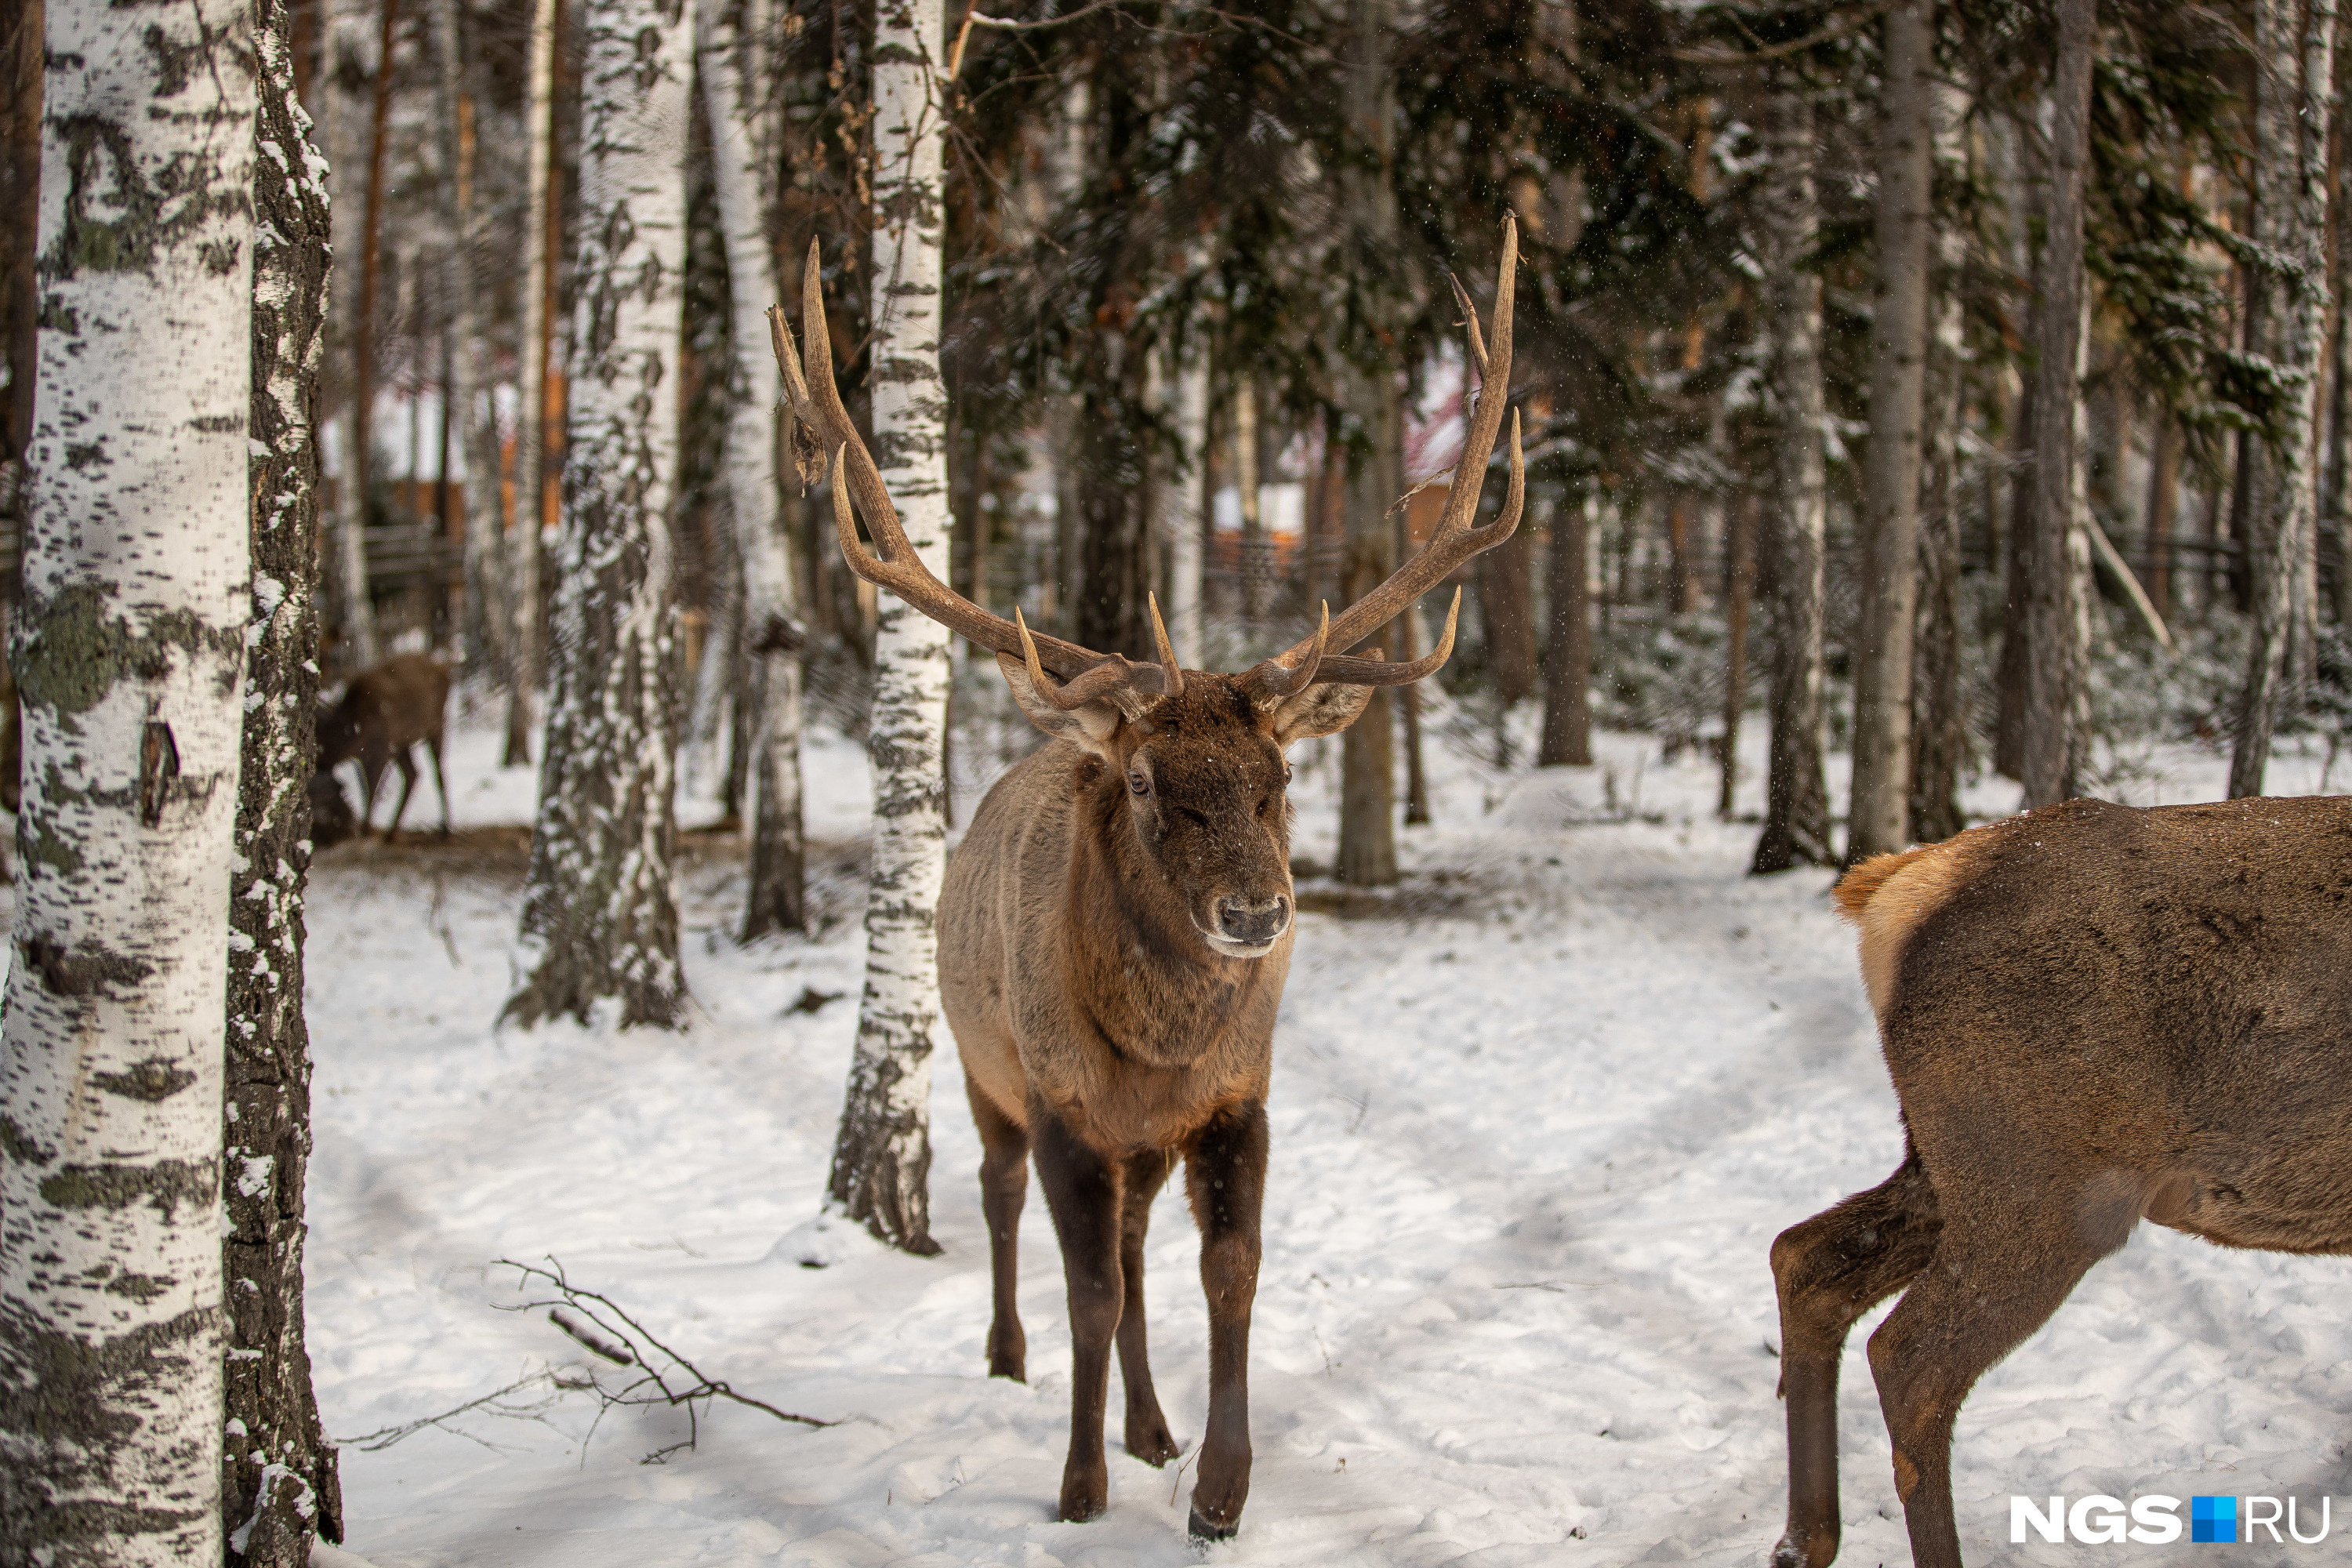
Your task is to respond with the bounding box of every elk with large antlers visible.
[1771,793,2352,1568]
[771,221,1523,1539]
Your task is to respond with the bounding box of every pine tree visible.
[827,0,952,1254]
[223,1,343,1557]
[506,0,694,1029]
[1,0,258,1554]
[1847,0,1933,862]
[1751,80,1833,873]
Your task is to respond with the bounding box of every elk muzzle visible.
[1207,895,1290,956]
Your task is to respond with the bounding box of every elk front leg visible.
[1032,1097,1123,1523]
[428,735,452,837]
[1865,1217,2101,1568]
[967,1077,1029,1381]
[1116,1149,1178,1466]
[382,750,419,842]
[1184,1099,1266,1541]
[1769,1149,1942,1568]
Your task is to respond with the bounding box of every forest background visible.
[4,0,2352,1562]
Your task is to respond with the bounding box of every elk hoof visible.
[1124,1414,1179,1468]
[1058,1465,1107,1523]
[1770,1529,1836,1568]
[1187,1504,1239,1543]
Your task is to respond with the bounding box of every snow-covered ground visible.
[270,702,2352,1568]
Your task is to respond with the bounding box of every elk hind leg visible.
[967,1078,1029,1381]
[1115,1149,1178,1466]
[428,735,451,836]
[1770,1149,1943,1568]
[1033,1098,1123,1523]
[382,750,419,842]
[1865,1213,2103,1568]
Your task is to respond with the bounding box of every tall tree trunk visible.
[2231,0,2337,797]
[828,0,949,1255]
[1540,488,1594,766]
[1335,0,1402,887]
[225,5,343,1559]
[2020,0,2096,808]
[1481,521,1537,705]
[2144,413,2180,623]
[701,0,806,939]
[2329,85,2352,627]
[1993,379,2033,778]
[1719,492,1756,816]
[505,0,691,1029]
[0,0,35,486]
[434,0,501,684]
[1235,376,1267,623]
[1750,83,1833,873]
[503,0,561,766]
[1847,0,1933,862]
[1165,344,1208,666]
[1,0,257,1555]
[1908,68,1971,845]
[338,0,397,670]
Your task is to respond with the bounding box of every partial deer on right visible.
[1770,794,2352,1568]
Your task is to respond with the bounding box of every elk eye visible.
[1127,771,1149,796]
[1283,760,1293,784]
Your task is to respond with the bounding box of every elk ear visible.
[996,652,1127,754]
[1268,681,1374,746]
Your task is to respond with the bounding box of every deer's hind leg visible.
[1115,1148,1178,1466]
[382,750,419,842]
[967,1077,1029,1381]
[1863,1168,2112,1568]
[1770,1148,1944,1568]
[427,735,451,836]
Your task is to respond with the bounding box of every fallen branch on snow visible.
[494,1256,836,1464]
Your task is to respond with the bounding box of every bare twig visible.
[495,1257,836,1465]
[334,1370,573,1452]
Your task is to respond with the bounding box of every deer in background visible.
[1770,793,2352,1568]
[773,220,1524,1541]
[314,652,452,844]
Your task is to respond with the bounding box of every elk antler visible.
[1243,216,1526,698]
[768,243,1183,708]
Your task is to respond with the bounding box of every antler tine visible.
[1014,608,1143,711]
[1147,592,1185,699]
[1447,272,1490,376]
[1309,587,1465,687]
[775,241,1174,703]
[1252,603,1330,699]
[1248,216,1520,692]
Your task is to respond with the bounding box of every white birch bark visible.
[0,0,256,1555]
[2230,0,2336,798]
[1165,344,1209,668]
[828,0,949,1254]
[699,0,808,939]
[504,0,561,766]
[434,0,502,684]
[506,0,691,1029]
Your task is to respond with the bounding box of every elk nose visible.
[1216,895,1290,946]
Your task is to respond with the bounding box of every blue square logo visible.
[2192,1495,2238,1544]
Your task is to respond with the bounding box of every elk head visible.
[769,220,1526,960]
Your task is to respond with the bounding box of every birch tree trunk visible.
[0,0,256,1555]
[224,5,343,1559]
[2019,0,2096,808]
[504,0,561,767]
[1336,0,1402,888]
[506,0,692,1030]
[827,0,949,1254]
[1846,0,1933,861]
[700,0,807,940]
[1165,345,1209,667]
[2230,0,2336,798]
[1750,82,1833,873]
[434,0,502,684]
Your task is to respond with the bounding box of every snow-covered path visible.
[296,720,2352,1567]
